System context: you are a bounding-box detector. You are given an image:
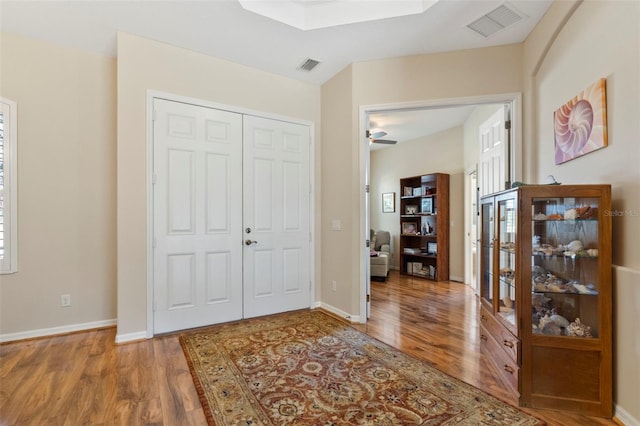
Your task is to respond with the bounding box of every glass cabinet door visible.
[497,197,517,330]
[480,200,494,307]
[530,196,600,338]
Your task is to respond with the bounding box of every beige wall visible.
[319,65,356,315]
[370,126,465,280]
[321,44,523,317]
[0,33,116,336]
[523,1,639,422]
[116,33,322,338]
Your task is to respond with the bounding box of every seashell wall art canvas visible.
[554,78,608,164]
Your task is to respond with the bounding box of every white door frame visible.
[359,93,522,321]
[145,90,316,338]
[464,166,479,293]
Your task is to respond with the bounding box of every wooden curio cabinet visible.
[398,173,449,281]
[480,185,612,417]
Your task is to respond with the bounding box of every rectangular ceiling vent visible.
[466,2,525,38]
[297,58,321,72]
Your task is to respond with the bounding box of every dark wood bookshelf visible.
[399,173,449,281]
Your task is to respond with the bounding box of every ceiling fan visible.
[366,130,397,145]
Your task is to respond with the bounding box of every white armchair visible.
[370,229,391,280]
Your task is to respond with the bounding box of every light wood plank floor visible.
[0,270,618,425]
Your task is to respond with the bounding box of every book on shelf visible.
[403,247,421,254]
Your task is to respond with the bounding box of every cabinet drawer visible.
[480,306,520,363]
[480,324,520,396]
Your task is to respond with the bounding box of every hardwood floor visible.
[0,270,619,425]
[357,270,618,426]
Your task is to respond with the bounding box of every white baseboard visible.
[450,275,464,283]
[316,302,361,323]
[115,330,148,344]
[615,403,639,426]
[0,319,116,343]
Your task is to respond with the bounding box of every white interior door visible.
[478,107,506,197]
[242,115,311,318]
[153,99,243,333]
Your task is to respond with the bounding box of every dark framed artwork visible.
[421,197,433,214]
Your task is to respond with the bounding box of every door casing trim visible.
[145,90,316,338]
[358,93,522,322]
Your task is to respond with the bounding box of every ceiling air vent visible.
[297,58,321,72]
[467,2,525,38]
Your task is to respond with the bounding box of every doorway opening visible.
[360,93,522,319]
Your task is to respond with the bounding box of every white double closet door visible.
[152,98,311,334]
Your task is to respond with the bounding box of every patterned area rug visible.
[180,310,544,425]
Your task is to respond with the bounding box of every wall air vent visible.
[466,2,525,38]
[297,58,321,72]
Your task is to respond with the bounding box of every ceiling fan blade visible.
[372,139,397,145]
[369,131,388,139]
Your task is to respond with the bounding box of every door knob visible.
[245,239,258,246]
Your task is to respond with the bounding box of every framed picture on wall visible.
[382,192,395,213]
[554,78,608,164]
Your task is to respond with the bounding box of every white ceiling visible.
[0,0,550,144]
[1,0,552,86]
[368,105,481,151]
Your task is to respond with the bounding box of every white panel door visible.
[153,99,243,333]
[242,115,311,318]
[479,108,506,197]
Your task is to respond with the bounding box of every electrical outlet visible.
[332,280,337,291]
[60,294,71,307]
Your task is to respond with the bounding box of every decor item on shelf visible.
[566,240,584,252]
[421,197,433,214]
[180,310,545,426]
[502,296,513,309]
[382,192,395,213]
[567,318,592,338]
[549,314,570,328]
[545,175,562,185]
[410,262,423,274]
[427,242,437,255]
[415,266,429,276]
[402,222,417,234]
[554,78,608,164]
[405,205,418,215]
